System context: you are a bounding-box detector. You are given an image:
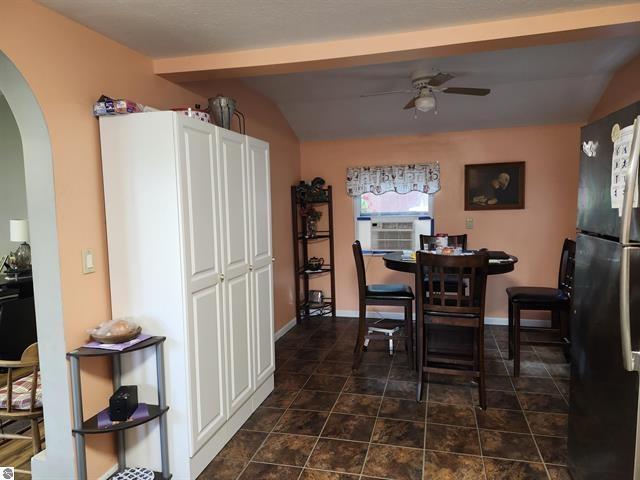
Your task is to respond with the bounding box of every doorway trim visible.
[0,51,75,478]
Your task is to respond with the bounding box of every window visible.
[357,191,432,217]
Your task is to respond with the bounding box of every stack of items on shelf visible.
[93,95,158,116]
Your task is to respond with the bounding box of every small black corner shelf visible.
[299,265,333,275]
[291,185,337,324]
[73,404,169,434]
[67,336,164,358]
[67,336,171,480]
[299,299,334,318]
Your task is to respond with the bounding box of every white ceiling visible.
[38,0,636,58]
[240,36,640,141]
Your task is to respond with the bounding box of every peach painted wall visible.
[0,1,204,477]
[590,53,640,121]
[184,80,301,330]
[300,124,580,320]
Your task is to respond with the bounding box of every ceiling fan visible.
[360,70,490,115]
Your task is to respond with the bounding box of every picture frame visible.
[464,161,525,211]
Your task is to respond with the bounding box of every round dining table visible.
[382,251,518,275]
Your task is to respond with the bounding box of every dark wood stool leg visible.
[508,300,514,360]
[478,325,487,410]
[551,309,560,330]
[405,302,414,370]
[353,304,367,369]
[513,304,521,377]
[472,328,478,371]
[560,307,570,362]
[416,315,424,402]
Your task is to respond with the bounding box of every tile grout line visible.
[241,320,327,480]
[534,345,570,405]
[297,323,360,480]
[358,341,397,478]
[505,339,553,480]
[421,371,429,480]
[476,328,502,480]
[419,314,429,480]
[234,385,302,479]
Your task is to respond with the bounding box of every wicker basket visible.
[91,326,142,344]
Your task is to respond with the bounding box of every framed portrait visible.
[464,162,525,210]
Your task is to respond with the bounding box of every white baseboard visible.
[97,464,118,480]
[335,309,551,328]
[275,316,297,340]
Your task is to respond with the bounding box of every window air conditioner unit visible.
[356,216,433,252]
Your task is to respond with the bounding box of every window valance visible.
[346,163,440,197]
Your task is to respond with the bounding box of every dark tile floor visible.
[198,317,571,480]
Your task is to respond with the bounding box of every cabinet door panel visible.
[184,129,218,276]
[252,263,275,385]
[226,274,253,413]
[247,137,275,387]
[191,286,226,444]
[248,139,272,265]
[218,128,254,415]
[176,118,226,454]
[219,131,249,277]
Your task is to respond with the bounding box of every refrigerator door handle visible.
[620,246,640,371]
[620,116,640,245]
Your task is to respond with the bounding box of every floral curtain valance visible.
[346,163,440,197]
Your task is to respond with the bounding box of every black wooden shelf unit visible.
[291,185,337,323]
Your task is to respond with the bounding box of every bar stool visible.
[415,251,489,408]
[352,241,414,370]
[507,238,576,376]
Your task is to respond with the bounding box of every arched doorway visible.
[0,51,74,479]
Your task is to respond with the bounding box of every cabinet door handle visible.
[272,257,276,262]
[220,273,225,282]
[249,265,253,271]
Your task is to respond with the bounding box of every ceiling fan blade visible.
[442,87,491,96]
[427,72,454,86]
[360,89,413,98]
[403,97,417,110]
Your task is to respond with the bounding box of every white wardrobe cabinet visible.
[99,112,275,479]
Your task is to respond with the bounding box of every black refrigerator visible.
[569,101,640,479]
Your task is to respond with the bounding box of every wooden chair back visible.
[0,343,40,414]
[352,240,368,302]
[420,234,468,251]
[415,252,488,320]
[558,238,576,297]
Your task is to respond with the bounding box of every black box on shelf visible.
[109,385,138,421]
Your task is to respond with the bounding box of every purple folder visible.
[84,333,151,352]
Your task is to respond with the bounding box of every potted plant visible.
[301,205,322,238]
[295,177,328,204]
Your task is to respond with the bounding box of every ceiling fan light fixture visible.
[414,94,435,112]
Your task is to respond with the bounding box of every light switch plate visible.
[465,218,474,229]
[82,249,96,274]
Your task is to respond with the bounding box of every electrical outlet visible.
[82,249,96,274]
[465,218,474,229]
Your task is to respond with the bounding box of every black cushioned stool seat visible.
[507,287,568,304]
[367,284,414,298]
